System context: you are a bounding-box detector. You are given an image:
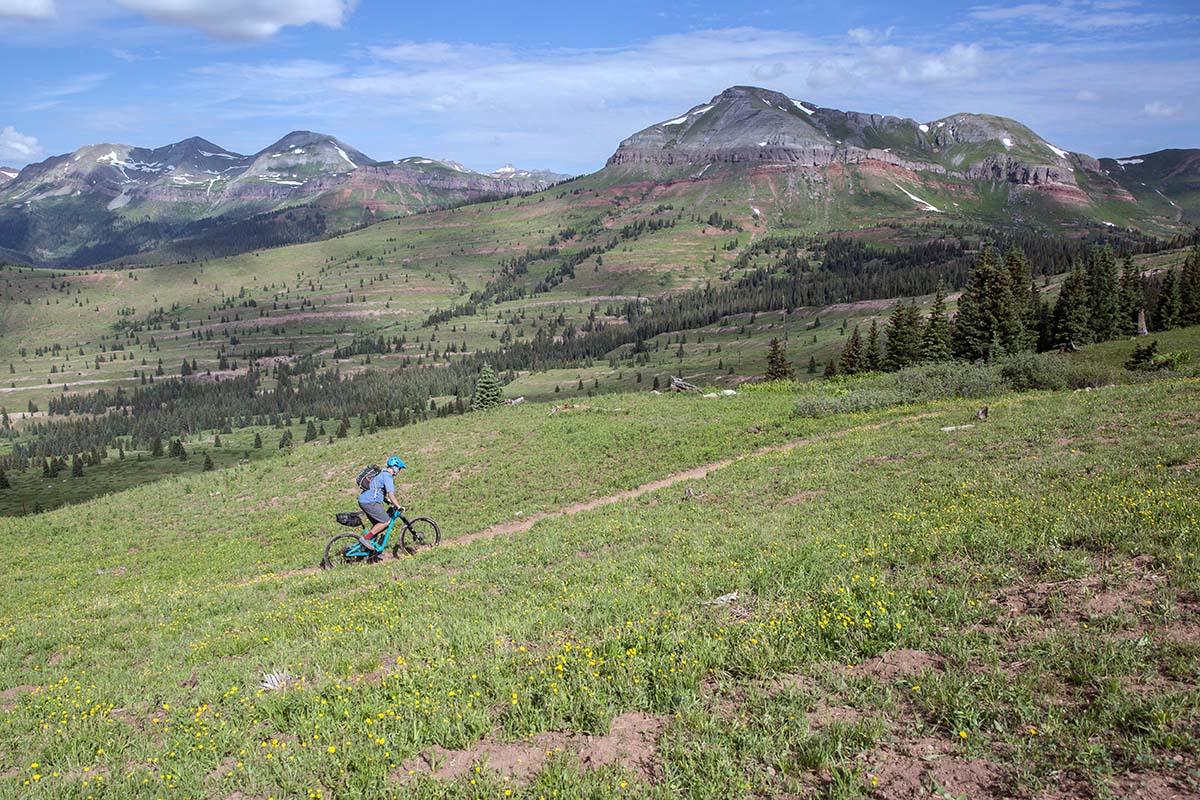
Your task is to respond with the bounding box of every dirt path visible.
[453,412,937,547]
[245,412,938,584]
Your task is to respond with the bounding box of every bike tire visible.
[394,517,441,557]
[322,533,374,569]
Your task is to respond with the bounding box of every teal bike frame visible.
[343,506,407,559]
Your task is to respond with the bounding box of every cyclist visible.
[358,456,405,550]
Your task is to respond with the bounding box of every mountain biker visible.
[358,456,405,550]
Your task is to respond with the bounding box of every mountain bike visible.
[321,504,441,568]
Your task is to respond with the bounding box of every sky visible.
[1,0,1197,174]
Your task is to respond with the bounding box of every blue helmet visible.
[386,456,406,470]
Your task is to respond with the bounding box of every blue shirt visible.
[358,469,394,505]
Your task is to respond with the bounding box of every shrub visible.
[880,361,1005,401]
[997,352,1067,391]
[793,388,910,418]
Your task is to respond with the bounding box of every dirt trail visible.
[452,412,937,547]
[247,412,938,584]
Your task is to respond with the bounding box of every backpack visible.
[355,464,381,492]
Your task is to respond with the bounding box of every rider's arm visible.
[386,490,400,507]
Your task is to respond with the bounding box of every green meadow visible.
[1,359,1197,798]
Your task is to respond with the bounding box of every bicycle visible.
[321,504,441,568]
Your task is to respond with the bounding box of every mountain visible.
[489,164,572,182]
[0,132,567,266]
[0,166,18,187]
[603,85,1184,233]
[1098,149,1200,226]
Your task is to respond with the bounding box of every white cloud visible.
[0,126,43,164]
[1142,100,1180,117]
[969,0,1192,30]
[113,0,356,40]
[0,0,54,19]
[1075,88,1101,101]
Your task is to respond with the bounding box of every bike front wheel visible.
[394,517,441,557]
[322,533,375,568]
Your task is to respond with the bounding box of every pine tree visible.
[253,432,263,449]
[150,435,164,457]
[213,434,222,448]
[765,338,795,381]
[839,326,864,374]
[807,355,817,374]
[471,364,504,410]
[69,454,83,476]
[864,320,883,371]
[884,303,922,370]
[1005,248,1038,351]
[1117,256,1144,336]
[278,430,293,449]
[1049,263,1091,348]
[919,287,953,362]
[1180,246,1200,326]
[1086,246,1121,343]
[1152,268,1182,331]
[823,360,838,377]
[304,420,318,442]
[203,452,215,471]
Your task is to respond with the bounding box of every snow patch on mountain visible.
[791,99,815,115]
[1117,158,1144,165]
[891,182,942,213]
[333,146,358,169]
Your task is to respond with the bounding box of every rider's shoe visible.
[358,536,377,551]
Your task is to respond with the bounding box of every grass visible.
[0,374,1197,798]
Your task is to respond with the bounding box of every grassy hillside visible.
[0,369,1197,798]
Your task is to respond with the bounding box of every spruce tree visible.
[1004,248,1037,351]
[884,303,922,370]
[951,247,1000,361]
[765,338,795,381]
[304,420,318,442]
[71,454,83,477]
[1049,263,1091,348]
[919,287,953,362]
[471,364,504,410]
[203,452,215,471]
[839,326,864,374]
[1117,256,1144,336]
[1180,246,1200,326]
[253,432,263,449]
[150,435,164,457]
[1152,268,1182,331]
[864,320,883,371]
[807,355,817,374]
[1086,246,1121,343]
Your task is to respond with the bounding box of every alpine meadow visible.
[1,3,1198,799]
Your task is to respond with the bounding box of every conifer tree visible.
[0,467,8,490]
[471,364,504,410]
[765,338,795,381]
[1117,256,1144,336]
[1049,263,1091,347]
[839,326,864,374]
[807,355,818,374]
[1004,248,1038,351]
[304,420,318,442]
[150,435,164,457]
[884,303,922,370]
[278,430,293,449]
[1152,268,1182,331]
[919,287,953,362]
[952,247,1000,361]
[203,452,215,471]
[253,432,263,449]
[71,455,83,477]
[1180,246,1200,326]
[865,319,883,371]
[823,360,837,377]
[1086,246,1121,343]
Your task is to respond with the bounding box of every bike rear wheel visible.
[394,517,441,557]
[322,533,377,568]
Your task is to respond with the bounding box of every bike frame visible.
[341,507,409,559]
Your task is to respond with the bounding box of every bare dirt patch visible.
[852,649,945,682]
[396,711,667,784]
[860,737,1007,799]
[783,489,825,506]
[0,684,35,711]
[1109,769,1199,800]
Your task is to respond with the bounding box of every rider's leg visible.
[365,520,388,540]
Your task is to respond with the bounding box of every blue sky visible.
[1,0,1197,173]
